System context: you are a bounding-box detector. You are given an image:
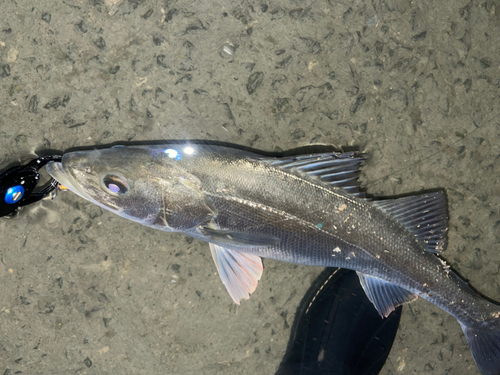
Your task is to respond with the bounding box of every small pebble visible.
[221,43,235,57]
[42,13,51,23]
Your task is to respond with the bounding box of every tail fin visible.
[461,320,500,375]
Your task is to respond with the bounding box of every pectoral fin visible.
[200,227,280,247]
[356,272,418,318]
[209,243,263,304]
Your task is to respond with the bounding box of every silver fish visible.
[46,142,500,375]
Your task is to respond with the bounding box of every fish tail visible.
[460,316,500,375]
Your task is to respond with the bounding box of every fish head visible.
[46,146,215,231]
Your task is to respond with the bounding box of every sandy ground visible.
[0,0,499,374]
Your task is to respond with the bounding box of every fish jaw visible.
[46,151,128,215]
[47,158,96,203]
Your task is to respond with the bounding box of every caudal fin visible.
[461,320,500,375]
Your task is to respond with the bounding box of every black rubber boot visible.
[276,268,402,375]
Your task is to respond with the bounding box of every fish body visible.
[46,142,500,375]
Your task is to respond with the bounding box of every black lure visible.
[0,155,62,217]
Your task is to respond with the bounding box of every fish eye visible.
[102,174,128,195]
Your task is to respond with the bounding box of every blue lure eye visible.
[164,148,182,161]
[5,185,25,204]
[102,175,128,195]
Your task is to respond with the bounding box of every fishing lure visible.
[0,155,62,217]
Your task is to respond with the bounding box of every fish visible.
[46,142,500,375]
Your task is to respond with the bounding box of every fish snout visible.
[46,151,97,200]
[60,151,94,174]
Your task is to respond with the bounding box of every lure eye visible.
[102,175,128,195]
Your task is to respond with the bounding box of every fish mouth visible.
[46,157,95,203]
[46,154,124,214]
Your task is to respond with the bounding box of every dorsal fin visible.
[262,152,366,197]
[372,191,448,253]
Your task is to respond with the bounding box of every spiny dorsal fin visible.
[372,191,448,253]
[262,152,366,197]
[356,272,418,318]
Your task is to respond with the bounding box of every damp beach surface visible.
[0,1,499,374]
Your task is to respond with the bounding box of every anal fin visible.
[356,272,418,318]
[209,243,263,304]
